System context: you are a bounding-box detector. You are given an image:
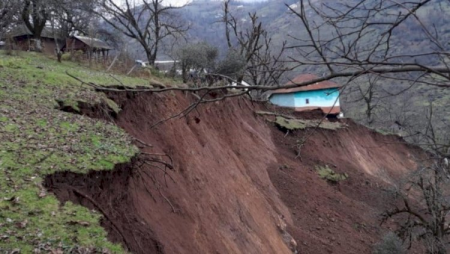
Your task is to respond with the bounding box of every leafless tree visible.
[379,102,450,253]
[67,0,450,123]
[21,0,51,48]
[382,158,450,254]
[281,0,450,163]
[408,103,450,157]
[62,1,450,99]
[45,0,97,62]
[1,0,96,54]
[176,42,218,84]
[53,0,98,38]
[344,75,383,125]
[285,0,450,87]
[221,0,289,90]
[0,0,21,39]
[97,0,189,65]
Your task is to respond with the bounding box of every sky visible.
[112,0,267,7]
[112,0,191,7]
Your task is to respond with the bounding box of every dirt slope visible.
[267,119,424,254]
[45,91,425,254]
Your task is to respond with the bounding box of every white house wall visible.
[293,88,339,108]
[270,88,340,110]
[269,93,296,107]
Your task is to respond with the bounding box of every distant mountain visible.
[177,0,450,141]
[181,0,450,68]
[105,0,450,144]
[179,0,297,54]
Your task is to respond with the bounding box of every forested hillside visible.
[178,0,450,147]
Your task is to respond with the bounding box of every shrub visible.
[61,53,72,61]
[372,232,406,254]
[150,67,164,79]
[216,49,246,78]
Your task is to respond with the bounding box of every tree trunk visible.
[33,37,42,52]
[237,74,244,85]
[57,51,62,63]
[144,49,154,66]
[182,65,188,83]
[148,52,157,66]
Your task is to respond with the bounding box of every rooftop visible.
[73,35,113,50]
[272,74,341,94]
[9,25,64,40]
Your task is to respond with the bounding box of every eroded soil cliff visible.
[45,91,425,254]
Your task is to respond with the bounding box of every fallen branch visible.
[149,92,208,129]
[67,65,450,95]
[133,137,153,148]
[158,188,177,213]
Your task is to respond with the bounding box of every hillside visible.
[0,52,429,253]
[0,52,147,252]
[180,0,450,62]
[109,0,450,138]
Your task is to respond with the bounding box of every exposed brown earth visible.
[45,91,426,254]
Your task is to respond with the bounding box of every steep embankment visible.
[46,91,425,254]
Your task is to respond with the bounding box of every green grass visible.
[0,52,146,252]
[316,165,348,183]
[373,128,397,136]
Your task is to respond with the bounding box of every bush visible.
[175,42,218,83]
[372,232,406,254]
[178,42,218,71]
[216,49,246,78]
[61,53,72,61]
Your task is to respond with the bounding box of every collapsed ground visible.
[0,52,426,253]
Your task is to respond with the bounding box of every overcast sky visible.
[112,0,191,7]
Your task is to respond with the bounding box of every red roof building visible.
[269,74,341,114]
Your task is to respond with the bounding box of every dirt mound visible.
[45,91,426,254]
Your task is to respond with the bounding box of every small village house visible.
[9,26,64,55]
[9,26,112,60]
[63,35,113,59]
[269,74,341,115]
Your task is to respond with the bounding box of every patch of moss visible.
[275,116,344,130]
[103,97,121,114]
[374,128,398,136]
[316,165,348,183]
[56,99,81,112]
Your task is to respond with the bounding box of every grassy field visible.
[0,52,157,253]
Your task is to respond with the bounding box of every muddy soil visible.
[267,118,425,254]
[45,92,426,254]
